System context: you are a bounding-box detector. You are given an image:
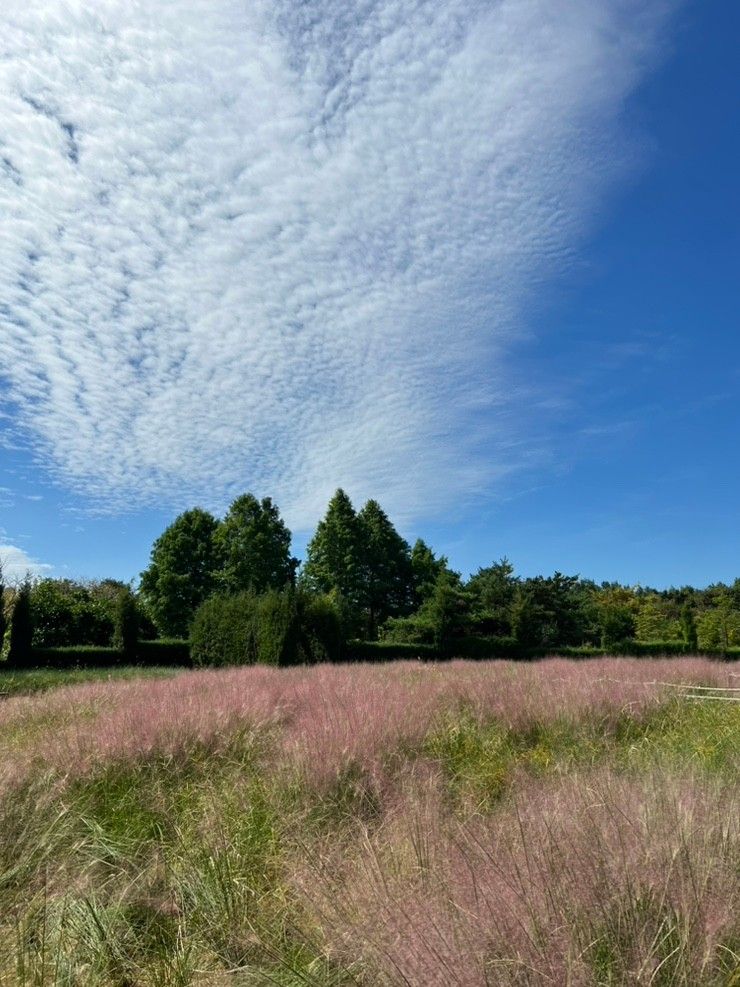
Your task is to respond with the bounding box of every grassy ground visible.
[0,666,178,698]
[0,658,737,985]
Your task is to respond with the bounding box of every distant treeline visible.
[2,488,740,667]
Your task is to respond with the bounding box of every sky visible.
[0,0,737,587]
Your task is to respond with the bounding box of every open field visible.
[0,658,737,986]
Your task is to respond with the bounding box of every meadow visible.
[0,658,737,986]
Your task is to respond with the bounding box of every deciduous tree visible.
[216,494,296,595]
[140,508,221,638]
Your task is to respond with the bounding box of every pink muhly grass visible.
[0,658,731,791]
[294,769,739,986]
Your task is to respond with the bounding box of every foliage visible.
[11,641,191,670]
[598,591,637,648]
[135,638,191,666]
[112,588,139,660]
[383,571,471,655]
[467,557,517,636]
[215,494,296,595]
[190,588,341,667]
[511,574,598,649]
[634,594,681,642]
[301,489,366,628]
[356,499,414,638]
[409,538,450,606]
[344,639,439,661]
[190,592,258,667]
[680,604,698,650]
[696,594,740,651]
[7,580,33,666]
[139,507,222,638]
[29,578,134,648]
[0,563,6,659]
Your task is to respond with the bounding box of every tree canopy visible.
[140,507,222,637]
[215,494,296,596]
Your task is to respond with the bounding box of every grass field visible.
[0,658,737,985]
[0,666,178,698]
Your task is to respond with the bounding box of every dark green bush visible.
[7,582,34,667]
[190,589,342,668]
[300,594,342,663]
[17,641,191,669]
[344,640,438,662]
[449,636,521,659]
[190,592,258,667]
[112,589,139,661]
[26,646,122,668]
[136,639,191,666]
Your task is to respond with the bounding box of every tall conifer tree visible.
[357,499,413,637]
[301,489,364,628]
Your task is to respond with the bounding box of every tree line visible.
[3,488,740,662]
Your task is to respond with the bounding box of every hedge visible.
[344,640,438,662]
[5,636,738,672]
[191,589,342,668]
[135,639,191,666]
[6,640,192,670]
[346,638,740,663]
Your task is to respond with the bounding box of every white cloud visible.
[0,543,52,580]
[0,0,672,529]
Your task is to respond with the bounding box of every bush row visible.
[5,639,191,670]
[4,636,738,671]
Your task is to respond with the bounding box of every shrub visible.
[28,646,122,668]
[0,565,6,658]
[300,593,342,663]
[7,581,34,667]
[344,640,438,662]
[190,592,258,667]
[112,589,139,661]
[190,589,342,668]
[136,639,191,666]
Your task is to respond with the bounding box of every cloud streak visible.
[0,0,671,528]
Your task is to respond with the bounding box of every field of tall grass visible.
[0,658,737,985]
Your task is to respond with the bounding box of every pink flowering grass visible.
[0,658,736,985]
[0,658,733,792]
[295,768,739,985]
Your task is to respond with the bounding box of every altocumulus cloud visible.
[0,0,672,528]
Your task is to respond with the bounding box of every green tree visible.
[112,588,139,661]
[697,593,740,652]
[301,489,365,631]
[513,574,597,648]
[511,587,543,649]
[384,570,470,653]
[424,571,471,654]
[357,499,413,638]
[140,508,222,637]
[635,595,680,642]
[467,557,517,636]
[680,604,698,651]
[0,563,6,659]
[597,585,637,649]
[410,539,449,606]
[7,580,33,666]
[190,588,341,668]
[216,495,296,596]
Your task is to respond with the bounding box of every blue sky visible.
[0,0,737,588]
